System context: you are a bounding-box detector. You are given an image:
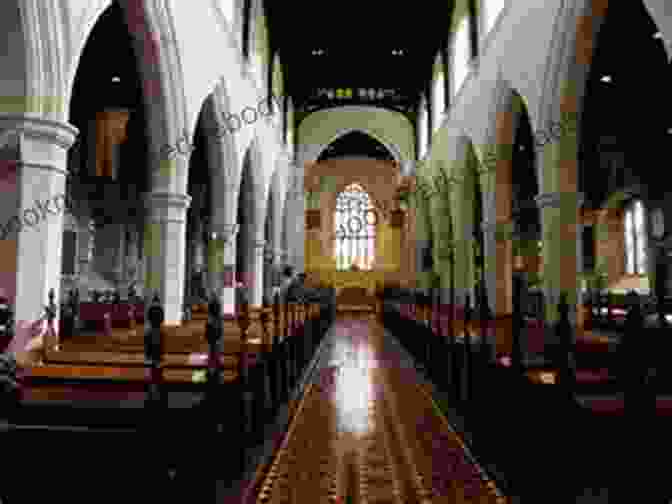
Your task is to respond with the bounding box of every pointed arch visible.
[298,105,414,165]
[312,128,403,166]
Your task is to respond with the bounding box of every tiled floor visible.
[253,317,505,503]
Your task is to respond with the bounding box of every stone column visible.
[208,223,238,316]
[114,222,126,286]
[535,191,581,333]
[262,243,275,301]
[124,226,139,284]
[0,115,78,354]
[249,240,266,308]
[289,163,305,271]
[272,248,285,294]
[190,219,206,299]
[143,192,191,325]
[482,219,513,315]
[77,218,95,279]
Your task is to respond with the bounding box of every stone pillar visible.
[77,218,95,279]
[192,219,206,272]
[0,115,78,354]
[272,249,285,294]
[114,222,126,286]
[262,243,275,301]
[143,192,191,325]
[125,226,139,283]
[290,163,305,271]
[482,220,513,315]
[208,223,238,316]
[535,191,581,333]
[250,240,266,308]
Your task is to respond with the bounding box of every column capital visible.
[145,191,192,210]
[210,223,238,243]
[145,192,191,223]
[0,114,79,152]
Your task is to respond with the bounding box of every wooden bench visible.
[78,301,145,330]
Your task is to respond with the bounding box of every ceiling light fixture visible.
[654,32,663,39]
[600,75,612,83]
[112,76,121,83]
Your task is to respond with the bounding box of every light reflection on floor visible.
[329,320,378,438]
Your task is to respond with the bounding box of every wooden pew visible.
[4,288,336,498]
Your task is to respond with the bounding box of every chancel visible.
[2,0,672,502]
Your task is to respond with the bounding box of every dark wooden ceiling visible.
[263,0,455,121]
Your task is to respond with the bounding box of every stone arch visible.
[297,105,414,166]
[235,136,267,302]
[533,0,670,323]
[310,127,403,167]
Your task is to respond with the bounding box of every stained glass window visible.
[334,184,376,271]
[624,199,647,275]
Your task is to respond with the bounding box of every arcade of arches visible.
[2,0,672,502]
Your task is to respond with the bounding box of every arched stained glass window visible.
[624,199,647,275]
[334,184,376,271]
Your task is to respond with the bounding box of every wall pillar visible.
[249,240,266,307]
[0,115,78,354]
[143,191,191,325]
[77,218,95,280]
[208,223,238,316]
[535,191,581,334]
[124,226,139,284]
[482,220,513,315]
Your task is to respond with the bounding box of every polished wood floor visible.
[252,318,505,503]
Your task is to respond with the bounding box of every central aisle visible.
[254,318,505,503]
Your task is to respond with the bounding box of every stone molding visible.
[144,191,192,223]
[210,223,239,243]
[0,114,79,153]
[534,191,584,210]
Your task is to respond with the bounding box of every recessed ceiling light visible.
[667,128,672,134]
[112,76,121,83]
[600,75,612,83]
[654,32,663,39]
